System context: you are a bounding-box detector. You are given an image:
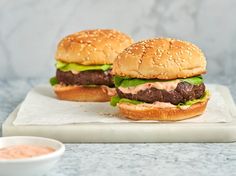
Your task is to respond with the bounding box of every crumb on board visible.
[98,112,120,118]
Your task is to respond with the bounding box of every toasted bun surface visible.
[112,38,206,79]
[55,29,133,65]
[53,84,116,102]
[118,101,208,121]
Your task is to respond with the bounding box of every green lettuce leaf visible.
[120,79,156,88]
[56,61,112,72]
[177,90,210,107]
[49,76,58,86]
[56,61,67,69]
[113,75,203,88]
[113,76,125,88]
[113,76,157,87]
[110,96,143,106]
[180,76,203,85]
[110,96,121,106]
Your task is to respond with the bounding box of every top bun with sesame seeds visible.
[112,38,206,80]
[55,29,133,65]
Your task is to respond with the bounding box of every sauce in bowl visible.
[0,145,55,160]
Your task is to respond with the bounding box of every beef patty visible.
[117,82,205,105]
[56,69,114,87]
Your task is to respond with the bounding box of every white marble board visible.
[2,85,236,143]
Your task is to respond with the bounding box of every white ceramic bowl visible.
[0,136,65,176]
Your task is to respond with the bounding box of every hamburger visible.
[50,29,133,102]
[111,38,209,121]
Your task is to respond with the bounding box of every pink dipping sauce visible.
[0,145,55,160]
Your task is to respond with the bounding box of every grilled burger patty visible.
[56,69,114,87]
[116,82,205,105]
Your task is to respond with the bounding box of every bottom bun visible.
[53,84,116,102]
[118,101,208,121]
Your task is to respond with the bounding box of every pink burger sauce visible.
[0,145,55,160]
[118,80,180,94]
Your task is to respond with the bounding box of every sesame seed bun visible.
[53,84,116,102]
[118,100,208,121]
[55,29,133,65]
[112,38,206,79]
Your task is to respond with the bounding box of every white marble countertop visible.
[0,79,236,176]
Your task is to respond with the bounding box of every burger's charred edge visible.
[56,69,114,87]
[116,82,205,105]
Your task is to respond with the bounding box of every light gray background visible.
[0,0,236,80]
[0,1,236,175]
